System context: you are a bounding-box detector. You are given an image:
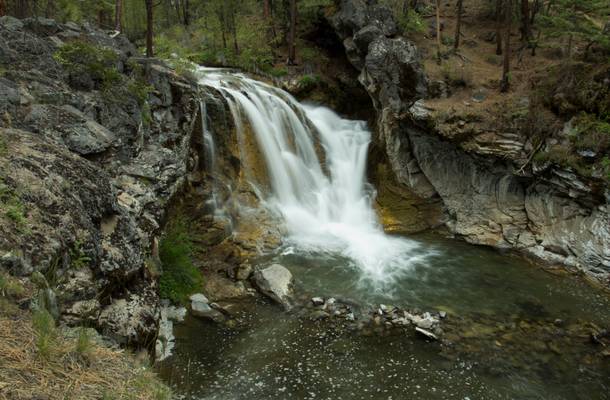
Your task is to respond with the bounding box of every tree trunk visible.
[0,0,7,16]
[435,0,442,63]
[45,0,55,18]
[230,7,239,54]
[145,0,154,57]
[566,33,573,60]
[520,0,531,43]
[183,0,190,26]
[496,0,503,55]
[288,0,297,65]
[501,0,512,92]
[454,0,463,50]
[115,0,123,32]
[263,0,271,18]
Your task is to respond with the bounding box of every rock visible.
[415,327,439,341]
[98,291,159,345]
[189,293,223,321]
[310,310,330,321]
[311,297,325,306]
[253,264,294,310]
[439,311,447,319]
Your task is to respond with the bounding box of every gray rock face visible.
[253,264,294,309]
[330,0,610,285]
[0,20,209,345]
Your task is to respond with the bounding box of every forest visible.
[1,0,609,86]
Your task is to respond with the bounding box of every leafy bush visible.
[159,215,203,305]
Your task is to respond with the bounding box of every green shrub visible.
[0,179,28,231]
[266,66,288,78]
[75,327,93,358]
[298,74,320,90]
[159,215,203,305]
[70,240,91,269]
[397,10,426,34]
[54,41,121,90]
[572,112,610,153]
[33,309,57,360]
[0,272,25,298]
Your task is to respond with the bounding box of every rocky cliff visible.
[0,16,208,346]
[330,0,610,286]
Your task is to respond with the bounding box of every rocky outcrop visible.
[0,17,208,344]
[330,1,610,285]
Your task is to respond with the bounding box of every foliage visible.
[159,214,203,305]
[70,240,92,269]
[75,328,93,359]
[0,272,25,299]
[54,41,121,91]
[397,10,427,34]
[0,178,27,232]
[32,309,57,360]
[538,0,610,56]
[572,112,610,153]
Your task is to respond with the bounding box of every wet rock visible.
[253,264,294,310]
[190,294,225,322]
[311,297,325,306]
[415,327,439,341]
[310,310,330,321]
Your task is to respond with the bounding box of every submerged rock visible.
[253,264,294,310]
[190,293,224,322]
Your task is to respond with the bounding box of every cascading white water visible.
[197,67,427,284]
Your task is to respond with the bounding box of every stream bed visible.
[158,232,610,400]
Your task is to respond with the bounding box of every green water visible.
[158,233,610,400]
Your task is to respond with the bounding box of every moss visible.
[159,213,203,305]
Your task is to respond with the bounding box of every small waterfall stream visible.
[196,67,427,284]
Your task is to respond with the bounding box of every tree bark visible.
[454,0,463,50]
[145,0,154,57]
[45,0,55,18]
[288,0,297,65]
[501,0,512,92]
[435,0,442,63]
[496,0,503,55]
[263,0,271,18]
[183,0,190,26]
[0,0,6,17]
[115,0,123,32]
[520,0,531,43]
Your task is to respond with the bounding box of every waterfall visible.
[196,67,426,284]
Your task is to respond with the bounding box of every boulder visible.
[189,293,224,322]
[253,264,294,310]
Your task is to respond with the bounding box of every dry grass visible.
[0,275,171,400]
